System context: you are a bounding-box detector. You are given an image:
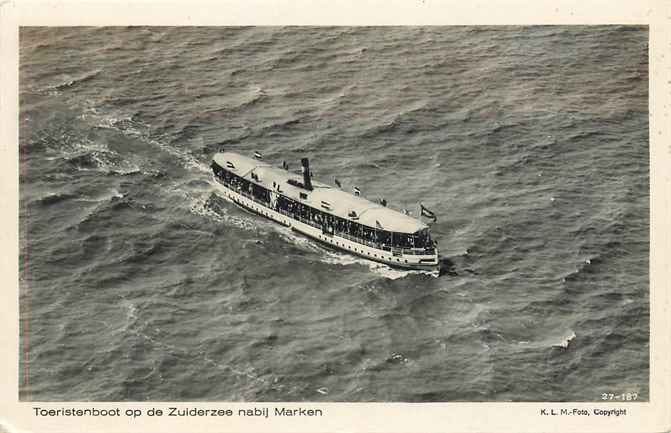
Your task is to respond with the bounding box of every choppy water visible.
[19,26,649,402]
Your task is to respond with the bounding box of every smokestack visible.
[301,158,313,191]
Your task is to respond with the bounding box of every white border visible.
[1,1,669,433]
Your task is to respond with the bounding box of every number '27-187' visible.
[601,393,638,401]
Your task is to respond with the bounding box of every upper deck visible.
[213,152,427,234]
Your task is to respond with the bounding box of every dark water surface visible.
[19,26,649,402]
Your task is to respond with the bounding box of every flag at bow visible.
[420,203,437,222]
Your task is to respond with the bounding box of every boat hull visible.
[213,179,439,271]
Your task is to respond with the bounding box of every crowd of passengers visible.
[212,163,435,250]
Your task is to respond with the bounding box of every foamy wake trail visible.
[81,152,142,175]
[81,107,211,174]
[154,140,211,174]
[44,128,144,176]
[189,196,225,224]
[40,130,108,162]
[179,188,264,233]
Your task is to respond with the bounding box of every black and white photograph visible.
[17,24,650,405]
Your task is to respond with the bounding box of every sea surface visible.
[18,26,649,402]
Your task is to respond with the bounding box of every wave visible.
[317,85,353,107]
[507,329,579,353]
[55,188,127,235]
[560,254,604,283]
[552,331,576,349]
[224,86,268,113]
[93,189,125,203]
[488,121,521,136]
[48,69,102,92]
[359,101,430,138]
[117,239,163,265]
[258,116,303,133]
[360,115,403,138]
[171,122,204,143]
[32,192,78,207]
[206,132,251,150]
[25,40,53,51]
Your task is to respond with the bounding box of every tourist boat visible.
[210,152,439,270]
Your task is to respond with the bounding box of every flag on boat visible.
[254,151,263,159]
[334,178,342,188]
[353,186,361,196]
[420,203,437,222]
[375,220,383,230]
